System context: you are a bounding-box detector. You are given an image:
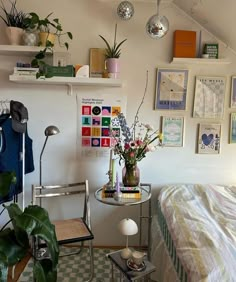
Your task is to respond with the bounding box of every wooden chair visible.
[32,180,94,282]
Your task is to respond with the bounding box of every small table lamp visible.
[118,218,138,259]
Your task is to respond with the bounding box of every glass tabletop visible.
[94,184,151,206]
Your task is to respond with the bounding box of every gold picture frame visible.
[89,48,106,78]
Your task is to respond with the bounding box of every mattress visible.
[151,184,236,282]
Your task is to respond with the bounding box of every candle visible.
[109,149,113,172]
[112,159,116,187]
[115,171,120,193]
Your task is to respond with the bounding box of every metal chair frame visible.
[32,180,94,282]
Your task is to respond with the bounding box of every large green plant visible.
[0,0,27,28]
[99,24,127,59]
[0,172,59,282]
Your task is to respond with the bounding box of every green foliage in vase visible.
[0,0,27,28]
[99,23,127,58]
[23,12,73,78]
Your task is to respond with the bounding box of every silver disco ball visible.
[146,14,169,39]
[117,1,134,20]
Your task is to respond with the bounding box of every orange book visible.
[173,30,196,58]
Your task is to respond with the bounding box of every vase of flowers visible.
[111,110,162,187]
[122,163,140,187]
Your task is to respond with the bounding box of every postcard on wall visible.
[198,123,221,154]
[155,68,188,110]
[193,76,226,119]
[161,116,184,147]
[230,76,236,108]
[229,113,236,143]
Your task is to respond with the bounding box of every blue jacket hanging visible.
[0,114,34,204]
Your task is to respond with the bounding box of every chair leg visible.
[84,240,94,282]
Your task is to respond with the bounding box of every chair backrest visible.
[32,180,91,229]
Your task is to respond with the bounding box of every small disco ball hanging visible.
[146,14,169,39]
[117,1,134,20]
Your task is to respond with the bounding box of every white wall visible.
[1,0,236,246]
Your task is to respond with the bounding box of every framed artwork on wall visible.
[197,123,221,154]
[230,76,236,108]
[155,68,189,110]
[89,48,106,78]
[161,116,184,147]
[229,113,236,143]
[193,76,226,119]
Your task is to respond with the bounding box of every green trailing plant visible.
[0,172,59,282]
[99,23,127,59]
[0,0,27,28]
[23,12,73,78]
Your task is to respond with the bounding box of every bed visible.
[150,184,236,282]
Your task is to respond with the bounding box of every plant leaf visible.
[0,172,16,197]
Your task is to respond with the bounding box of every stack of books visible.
[11,67,39,79]
[102,185,141,199]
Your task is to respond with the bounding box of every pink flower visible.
[129,152,135,158]
[124,143,130,150]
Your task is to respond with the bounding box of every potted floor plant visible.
[99,23,127,78]
[0,172,59,282]
[0,0,27,45]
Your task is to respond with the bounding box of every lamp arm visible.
[39,136,48,186]
[126,235,129,249]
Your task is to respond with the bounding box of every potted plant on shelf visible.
[0,171,59,282]
[99,23,127,78]
[0,0,27,45]
[23,12,73,78]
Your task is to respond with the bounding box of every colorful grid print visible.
[81,105,121,148]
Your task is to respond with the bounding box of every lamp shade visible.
[118,218,138,236]
[44,125,60,136]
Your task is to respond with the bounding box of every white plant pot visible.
[5,26,24,45]
[22,31,38,46]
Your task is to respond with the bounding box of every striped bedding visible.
[151,184,236,282]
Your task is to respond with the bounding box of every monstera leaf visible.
[0,171,16,197]
[0,203,59,282]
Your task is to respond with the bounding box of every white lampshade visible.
[118,218,138,236]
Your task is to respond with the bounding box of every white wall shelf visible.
[170,57,231,65]
[0,45,51,56]
[9,75,123,95]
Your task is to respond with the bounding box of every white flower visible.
[145,124,154,131]
[146,144,156,152]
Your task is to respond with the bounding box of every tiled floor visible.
[19,247,120,282]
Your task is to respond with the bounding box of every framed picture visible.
[193,76,226,119]
[161,116,184,147]
[89,48,106,78]
[230,76,236,108]
[229,113,236,143]
[198,123,221,154]
[53,52,71,67]
[155,68,189,110]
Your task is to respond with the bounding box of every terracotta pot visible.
[5,26,24,45]
[106,58,120,78]
[39,32,56,46]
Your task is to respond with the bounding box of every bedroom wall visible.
[0,0,236,246]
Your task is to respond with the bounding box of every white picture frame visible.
[161,116,184,147]
[53,51,71,67]
[193,76,226,119]
[198,123,221,154]
[230,76,236,108]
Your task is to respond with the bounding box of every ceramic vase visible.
[106,58,120,79]
[5,26,24,45]
[39,32,55,46]
[22,30,38,46]
[122,164,140,187]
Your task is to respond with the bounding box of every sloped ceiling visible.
[173,0,236,54]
